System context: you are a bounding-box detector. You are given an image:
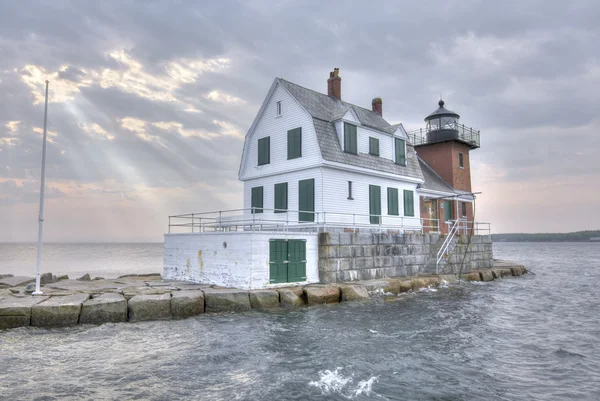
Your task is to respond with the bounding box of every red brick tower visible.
[413,100,480,233]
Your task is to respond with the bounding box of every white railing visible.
[168,208,440,234]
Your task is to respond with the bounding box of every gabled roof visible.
[418,157,456,194]
[278,78,423,180]
[313,118,423,178]
[278,79,397,134]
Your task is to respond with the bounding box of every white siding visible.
[320,167,421,229]
[240,83,320,180]
[358,126,394,160]
[164,232,319,289]
[243,167,323,222]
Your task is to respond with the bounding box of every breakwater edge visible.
[1,260,526,330]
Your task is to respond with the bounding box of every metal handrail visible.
[407,123,480,148]
[168,207,435,234]
[436,218,466,273]
[167,208,490,236]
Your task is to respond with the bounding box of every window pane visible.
[403,190,414,217]
[258,137,270,165]
[395,138,406,166]
[287,128,302,159]
[369,137,379,156]
[369,185,381,224]
[274,183,288,213]
[344,123,357,154]
[251,186,263,214]
[387,187,398,215]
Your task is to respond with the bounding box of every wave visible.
[309,367,380,399]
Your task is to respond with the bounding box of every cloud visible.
[5,121,21,132]
[79,123,115,140]
[205,90,245,104]
[0,179,65,205]
[0,0,599,240]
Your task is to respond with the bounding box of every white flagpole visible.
[33,80,49,296]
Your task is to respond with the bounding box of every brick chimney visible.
[327,68,341,100]
[372,97,382,116]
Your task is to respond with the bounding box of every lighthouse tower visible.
[411,100,481,233]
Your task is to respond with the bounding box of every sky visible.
[0,0,598,242]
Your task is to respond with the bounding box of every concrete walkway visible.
[0,261,527,330]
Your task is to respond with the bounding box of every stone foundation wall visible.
[318,232,493,283]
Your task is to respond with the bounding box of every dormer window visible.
[395,138,407,166]
[369,137,379,156]
[344,122,357,154]
[276,101,282,116]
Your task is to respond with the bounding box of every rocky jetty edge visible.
[0,260,527,330]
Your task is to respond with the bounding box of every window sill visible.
[287,155,302,160]
[276,115,282,118]
[343,150,358,155]
[257,163,270,167]
[347,197,354,200]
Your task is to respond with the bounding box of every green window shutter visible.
[251,186,263,214]
[298,179,315,222]
[387,188,399,215]
[369,185,381,224]
[395,138,406,166]
[369,137,379,156]
[258,137,270,165]
[274,183,288,213]
[344,123,357,154]
[444,200,452,221]
[403,190,414,217]
[287,128,302,159]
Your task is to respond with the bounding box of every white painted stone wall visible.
[164,232,319,289]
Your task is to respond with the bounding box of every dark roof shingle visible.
[279,78,422,180]
[418,157,456,194]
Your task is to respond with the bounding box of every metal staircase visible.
[434,219,465,274]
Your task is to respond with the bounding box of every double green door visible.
[269,239,307,283]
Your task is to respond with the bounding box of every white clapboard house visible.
[164,69,482,289]
[238,68,424,229]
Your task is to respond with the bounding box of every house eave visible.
[322,160,424,183]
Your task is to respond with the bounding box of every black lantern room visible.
[420,99,480,149]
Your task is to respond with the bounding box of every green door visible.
[444,200,452,221]
[369,185,381,224]
[269,240,288,283]
[287,240,306,282]
[269,239,307,283]
[299,179,315,222]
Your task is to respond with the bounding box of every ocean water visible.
[0,243,163,279]
[1,242,599,400]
